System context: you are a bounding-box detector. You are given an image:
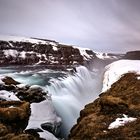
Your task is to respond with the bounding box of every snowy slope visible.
[0,35,124,68]
[96,53,117,59]
[74,47,95,60]
[0,35,57,45]
[75,47,122,61]
[0,35,93,66]
[102,60,140,92]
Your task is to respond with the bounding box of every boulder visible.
[16,85,47,103]
[2,77,20,85]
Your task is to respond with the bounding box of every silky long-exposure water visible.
[0,65,104,138]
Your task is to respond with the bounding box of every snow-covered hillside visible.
[0,35,96,68]
[95,52,123,60]
[0,35,123,69]
[75,47,123,61]
[102,60,140,92]
[0,35,58,45]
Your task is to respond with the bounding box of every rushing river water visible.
[0,65,104,138]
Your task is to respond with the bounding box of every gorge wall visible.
[69,72,140,140]
[69,59,140,140]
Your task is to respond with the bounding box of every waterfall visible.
[47,66,103,137]
[0,65,104,138]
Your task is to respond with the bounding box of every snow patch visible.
[0,35,48,44]
[108,114,137,129]
[137,76,140,80]
[3,49,18,58]
[0,35,59,47]
[30,85,43,90]
[75,47,92,60]
[53,46,58,51]
[16,84,27,89]
[102,60,140,92]
[26,100,61,130]
[26,99,61,140]
[0,90,20,101]
[96,52,117,60]
[20,51,26,59]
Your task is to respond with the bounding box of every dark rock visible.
[41,122,61,137]
[25,128,43,133]
[4,85,16,91]
[0,83,17,93]
[2,76,20,85]
[16,86,46,103]
[123,51,140,60]
[25,128,42,138]
[0,123,9,136]
[99,96,128,115]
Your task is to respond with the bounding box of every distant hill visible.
[123,51,140,60]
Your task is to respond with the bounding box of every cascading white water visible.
[0,66,104,138]
[47,66,103,137]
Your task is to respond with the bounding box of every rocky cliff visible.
[0,36,97,70]
[69,72,140,140]
[0,35,124,71]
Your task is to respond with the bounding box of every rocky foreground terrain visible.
[0,76,61,140]
[69,59,140,140]
[69,73,140,140]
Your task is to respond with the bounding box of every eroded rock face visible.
[69,73,140,140]
[0,39,90,69]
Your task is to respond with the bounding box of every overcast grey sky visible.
[0,0,140,53]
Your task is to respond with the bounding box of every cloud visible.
[0,0,140,53]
